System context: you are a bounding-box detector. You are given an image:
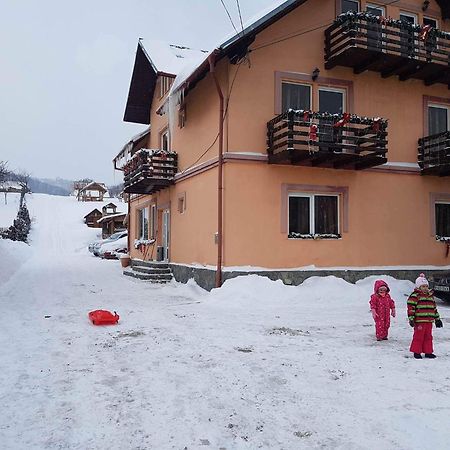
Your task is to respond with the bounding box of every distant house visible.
[77,182,108,202]
[97,212,126,238]
[102,203,117,215]
[84,208,102,228]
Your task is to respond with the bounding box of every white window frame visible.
[318,87,346,114]
[399,12,418,24]
[435,201,450,239]
[138,207,149,240]
[281,81,312,111]
[160,128,170,151]
[288,193,340,239]
[150,204,157,239]
[428,103,450,134]
[342,0,360,13]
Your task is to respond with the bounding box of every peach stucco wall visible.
[127,0,450,269]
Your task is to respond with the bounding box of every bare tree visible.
[0,161,8,183]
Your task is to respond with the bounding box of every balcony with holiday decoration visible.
[325,12,450,87]
[418,131,450,176]
[122,149,178,194]
[267,110,388,170]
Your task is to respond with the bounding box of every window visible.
[435,203,450,238]
[281,82,311,111]
[177,192,186,214]
[159,76,172,98]
[319,88,345,114]
[160,128,170,151]
[150,204,156,239]
[138,208,149,239]
[423,17,438,56]
[319,88,346,147]
[342,0,359,13]
[288,193,340,238]
[399,12,418,57]
[366,4,385,51]
[428,105,449,135]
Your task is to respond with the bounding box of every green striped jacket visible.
[407,289,440,323]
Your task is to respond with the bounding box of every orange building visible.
[114,0,450,289]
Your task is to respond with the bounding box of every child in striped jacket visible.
[407,273,443,359]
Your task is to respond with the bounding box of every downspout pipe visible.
[209,51,224,288]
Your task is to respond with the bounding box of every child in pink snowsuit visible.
[370,280,396,341]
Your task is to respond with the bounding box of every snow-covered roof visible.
[0,181,28,192]
[169,0,308,97]
[79,182,107,193]
[83,208,102,218]
[97,212,126,224]
[139,40,208,76]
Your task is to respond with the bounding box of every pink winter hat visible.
[415,273,429,288]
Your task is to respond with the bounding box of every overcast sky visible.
[1,0,278,185]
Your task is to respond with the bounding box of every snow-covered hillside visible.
[0,194,449,449]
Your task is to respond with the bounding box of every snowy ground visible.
[0,194,449,450]
[0,192,21,228]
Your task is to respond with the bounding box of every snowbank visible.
[0,237,32,285]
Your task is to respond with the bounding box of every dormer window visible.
[159,76,172,98]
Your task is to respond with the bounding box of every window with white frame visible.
[288,193,340,239]
[428,104,449,135]
[342,0,359,13]
[435,202,450,239]
[160,128,170,151]
[138,207,149,239]
[281,82,311,112]
[150,204,157,239]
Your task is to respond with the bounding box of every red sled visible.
[89,310,120,325]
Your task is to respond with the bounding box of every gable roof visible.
[84,208,102,218]
[123,41,207,124]
[79,182,107,193]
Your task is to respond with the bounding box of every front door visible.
[162,209,170,261]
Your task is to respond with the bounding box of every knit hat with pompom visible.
[415,273,429,289]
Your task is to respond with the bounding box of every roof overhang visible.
[123,42,158,124]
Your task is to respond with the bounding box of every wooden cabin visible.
[77,182,107,202]
[83,209,102,228]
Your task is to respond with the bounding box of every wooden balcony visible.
[123,149,178,194]
[325,12,450,87]
[418,131,450,176]
[267,110,388,170]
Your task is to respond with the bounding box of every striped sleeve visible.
[407,293,417,321]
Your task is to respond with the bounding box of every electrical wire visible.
[220,0,239,35]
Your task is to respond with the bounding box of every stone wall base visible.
[170,264,449,292]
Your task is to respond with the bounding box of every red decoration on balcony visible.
[419,24,432,41]
[333,112,351,128]
[309,124,318,141]
[303,111,310,122]
[372,118,381,132]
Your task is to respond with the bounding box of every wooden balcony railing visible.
[325,12,450,87]
[267,110,388,170]
[418,131,450,176]
[123,149,178,194]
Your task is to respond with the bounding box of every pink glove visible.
[391,309,396,318]
[371,310,378,320]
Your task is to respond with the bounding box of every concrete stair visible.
[123,260,173,283]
